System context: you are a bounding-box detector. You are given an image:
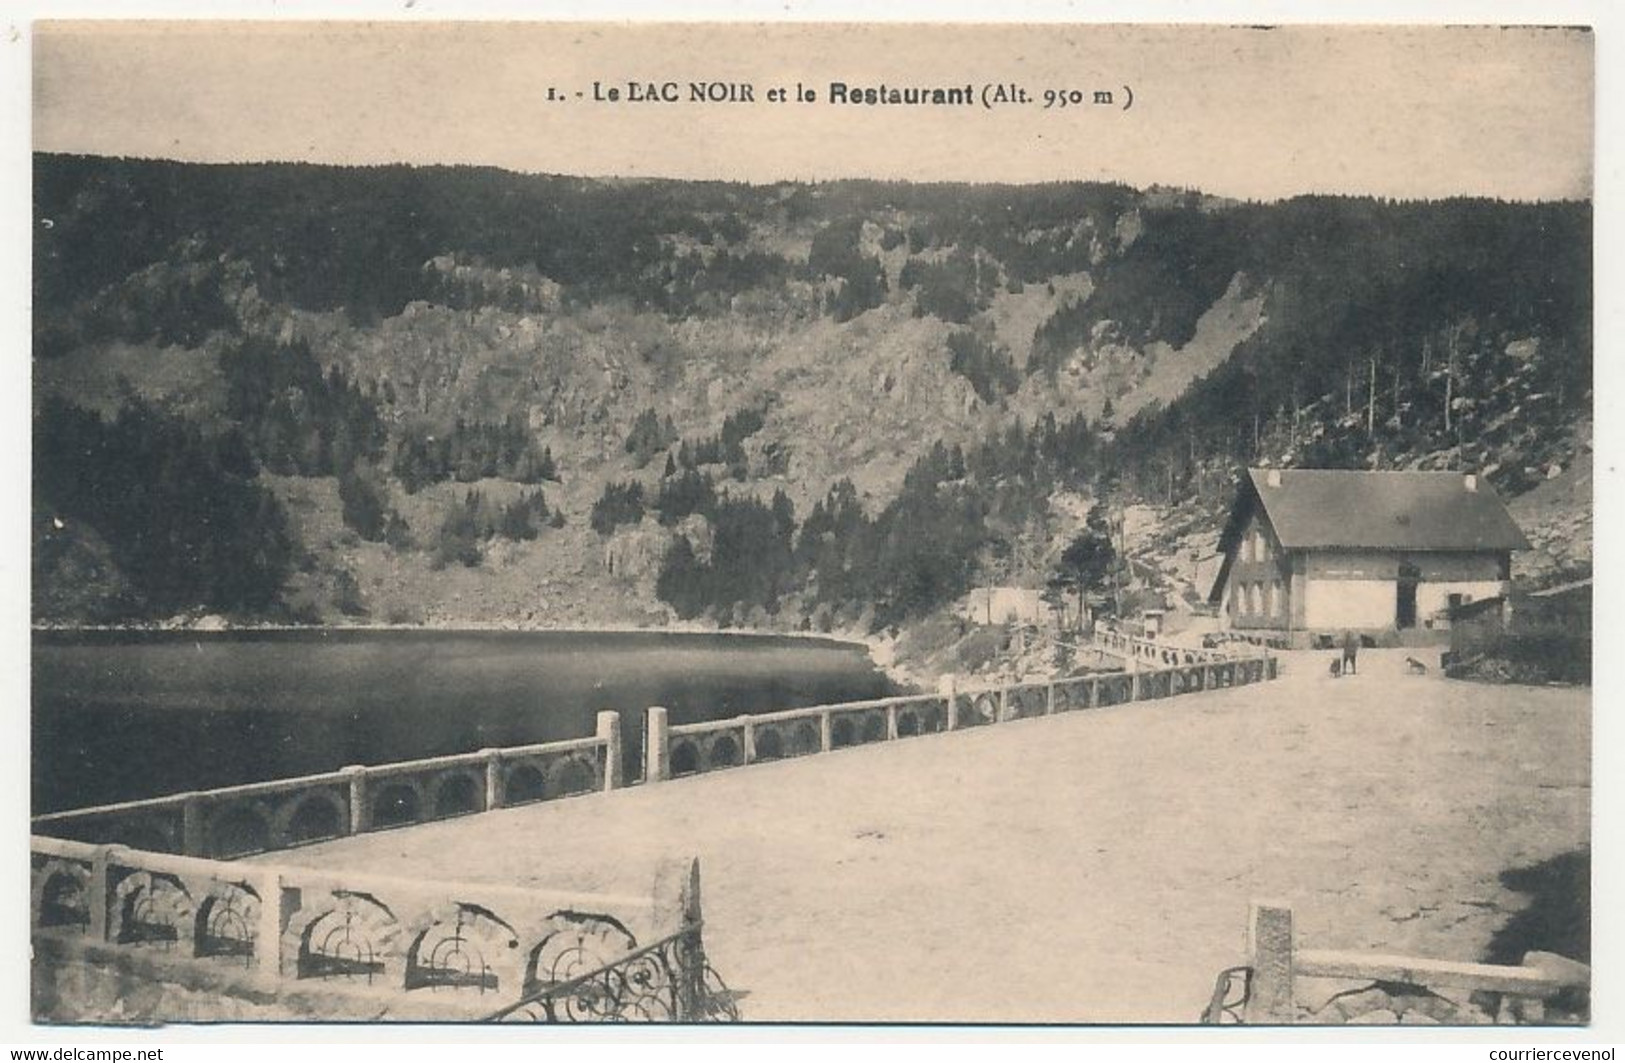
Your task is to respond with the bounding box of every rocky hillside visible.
[32,156,1592,633]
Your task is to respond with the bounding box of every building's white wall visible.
[1304,579,1396,629]
[1304,575,1506,630]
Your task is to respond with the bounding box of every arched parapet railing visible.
[892,695,947,737]
[1050,676,1094,713]
[522,910,640,996]
[828,705,886,748]
[365,777,429,831]
[543,751,604,798]
[403,902,523,995]
[193,880,262,964]
[1002,685,1047,721]
[31,850,93,933]
[269,785,350,850]
[665,725,747,778]
[31,834,703,1017]
[964,690,999,728]
[748,716,823,763]
[501,759,550,806]
[32,644,1280,868]
[203,799,276,859]
[43,807,186,855]
[427,767,486,820]
[109,867,195,951]
[288,888,402,986]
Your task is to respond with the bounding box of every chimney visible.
[1266,469,1281,488]
[1464,473,1478,493]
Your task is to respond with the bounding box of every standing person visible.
[1341,629,1360,676]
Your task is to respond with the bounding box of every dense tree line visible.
[656,490,797,621]
[946,329,1019,403]
[589,481,648,536]
[392,415,557,493]
[1098,198,1591,502]
[34,397,294,616]
[433,488,557,569]
[644,412,1106,628]
[220,336,387,477]
[673,404,768,479]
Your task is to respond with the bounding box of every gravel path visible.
[261,649,1589,1022]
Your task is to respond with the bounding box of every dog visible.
[1329,658,1343,678]
[1404,656,1429,675]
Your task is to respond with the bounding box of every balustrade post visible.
[1088,676,1099,708]
[997,686,1009,723]
[645,707,670,783]
[1245,901,1297,1023]
[342,765,369,834]
[88,844,122,943]
[481,749,503,811]
[676,858,706,1020]
[885,704,898,740]
[1045,683,1056,715]
[939,675,958,731]
[596,711,623,791]
[739,716,757,763]
[181,793,206,856]
[255,870,285,979]
[819,711,833,752]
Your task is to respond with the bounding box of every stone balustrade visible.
[32,723,619,860]
[30,832,704,1022]
[1093,627,1263,666]
[1204,901,1590,1025]
[36,655,1280,862]
[651,656,1278,781]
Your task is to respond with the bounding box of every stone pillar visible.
[997,687,1009,723]
[256,870,285,978]
[1087,676,1099,708]
[819,710,833,752]
[939,675,958,730]
[885,704,899,740]
[597,711,623,791]
[181,794,207,857]
[1246,901,1297,1023]
[645,707,670,783]
[1045,683,1056,715]
[739,716,757,763]
[88,845,122,943]
[481,749,503,811]
[675,858,706,1019]
[342,765,369,834]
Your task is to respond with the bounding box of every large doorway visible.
[1396,563,1420,629]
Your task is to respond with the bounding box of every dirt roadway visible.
[263,649,1589,1023]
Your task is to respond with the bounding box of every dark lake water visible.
[31,628,892,814]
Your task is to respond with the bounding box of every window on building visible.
[1262,580,1273,618]
[1272,579,1283,618]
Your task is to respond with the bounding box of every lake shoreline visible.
[29,618,922,690]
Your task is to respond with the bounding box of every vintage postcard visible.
[20,15,1600,1036]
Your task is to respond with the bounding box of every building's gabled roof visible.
[1240,469,1531,552]
[1207,469,1529,604]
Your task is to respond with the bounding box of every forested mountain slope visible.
[32,155,1591,630]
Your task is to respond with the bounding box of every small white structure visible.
[960,587,1046,626]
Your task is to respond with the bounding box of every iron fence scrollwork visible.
[485,923,739,1023]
